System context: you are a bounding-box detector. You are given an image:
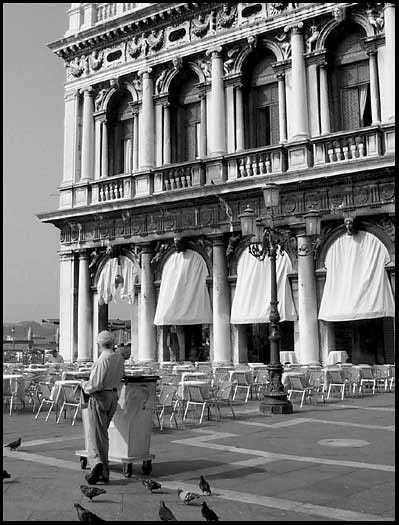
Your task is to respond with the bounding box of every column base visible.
[259,394,293,415]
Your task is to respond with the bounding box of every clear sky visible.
[3,3,129,323]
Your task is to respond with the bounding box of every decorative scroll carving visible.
[191,13,211,38]
[127,35,141,58]
[89,50,104,72]
[217,4,237,29]
[148,29,164,52]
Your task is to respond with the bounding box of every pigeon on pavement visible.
[3,470,11,479]
[74,502,106,522]
[142,479,161,493]
[4,437,21,451]
[199,475,211,496]
[80,485,106,501]
[177,489,201,505]
[201,502,219,521]
[159,500,177,521]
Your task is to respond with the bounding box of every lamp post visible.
[239,184,293,414]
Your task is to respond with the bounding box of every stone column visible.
[100,119,108,178]
[138,244,157,363]
[276,73,287,142]
[384,3,395,122]
[163,102,171,164]
[63,91,79,184]
[235,84,245,151]
[297,235,320,364]
[289,24,309,140]
[212,236,232,364]
[199,94,207,158]
[207,48,226,156]
[132,109,139,171]
[98,303,108,332]
[59,252,78,362]
[139,69,155,169]
[130,297,139,364]
[366,48,381,125]
[80,87,95,180]
[319,321,335,367]
[77,251,93,362]
[319,62,331,134]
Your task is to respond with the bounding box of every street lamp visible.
[239,184,293,414]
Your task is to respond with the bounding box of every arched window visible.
[242,50,279,148]
[107,89,134,176]
[170,70,201,163]
[327,23,372,132]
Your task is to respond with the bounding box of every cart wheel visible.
[80,456,88,470]
[123,463,133,478]
[142,460,152,475]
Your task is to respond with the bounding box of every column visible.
[92,292,99,361]
[163,102,171,164]
[100,119,108,178]
[139,69,155,169]
[235,84,245,151]
[59,252,78,362]
[199,94,207,158]
[138,244,157,363]
[297,235,320,364]
[207,48,226,156]
[63,92,79,184]
[130,297,139,364]
[132,109,139,171]
[319,62,331,134]
[212,236,232,364]
[289,24,309,140]
[384,3,395,122]
[231,325,248,364]
[98,303,108,332]
[367,49,381,125]
[80,87,95,180]
[319,321,335,366]
[276,73,287,142]
[77,251,93,362]
[94,118,102,179]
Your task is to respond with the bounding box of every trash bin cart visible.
[76,375,159,477]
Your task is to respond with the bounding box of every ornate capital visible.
[284,21,303,34]
[138,68,152,78]
[80,86,93,96]
[206,46,223,59]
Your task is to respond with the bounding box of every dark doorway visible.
[244,322,294,363]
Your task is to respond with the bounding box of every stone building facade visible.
[38,2,395,365]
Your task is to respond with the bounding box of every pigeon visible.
[3,470,11,479]
[159,500,178,521]
[80,485,106,501]
[177,489,201,505]
[199,475,211,496]
[4,437,21,451]
[142,479,161,493]
[201,502,219,521]
[74,502,106,522]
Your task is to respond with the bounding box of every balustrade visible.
[95,3,151,24]
[98,180,124,202]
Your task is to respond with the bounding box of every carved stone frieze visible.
[366,4,384,34]
[89,50,104,72]
[216,4,238,29]
[190,13,211,39]
[223,46,241,75]
[148,29,165,52]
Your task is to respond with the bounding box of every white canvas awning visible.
[97,255,139,305]
[230,248,297,324]
[318,231,395,321]
[154,249,212,325]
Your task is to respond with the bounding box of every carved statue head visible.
[344,217,356,236]
[173,235,185,252]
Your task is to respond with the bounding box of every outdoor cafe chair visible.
[287,376,313,407]
[252,369,269,400]
[56,383,82,425]
[183,384,210,425]
[231,371,251,402]
[155,385,179,431]
[206,381,236,420]
[35,382,58,421]
[326,370,345,400]
[358,367,376,395]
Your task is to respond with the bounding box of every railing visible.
[95,3,152,25]
[90,175,132,204]
[312,127,383,167]
[227,145,287,180]
[153,161,205,193]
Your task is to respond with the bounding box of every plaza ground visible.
[3,392,395,521]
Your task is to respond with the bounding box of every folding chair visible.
[207,381,236,420]
[155,385,179,431]
[358,367,376,395]
[231,371,251,402]
[287,376,313,407]
[326,370,345,400]
[56,384,82,425]
[307,370,326,400]
[35,383,57,421]
[183,384,209,425]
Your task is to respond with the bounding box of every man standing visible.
[82,330,124,484]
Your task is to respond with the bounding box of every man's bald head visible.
[97,330,114,350]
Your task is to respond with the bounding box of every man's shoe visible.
[85,463,103,485]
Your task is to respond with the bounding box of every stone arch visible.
[162,62,205,96]
[235,41,282,75]
[101,81,139,112]
[317,221,395,270]
[155,241,212,281]
[317,14,374,51]
[94,247,141,288]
